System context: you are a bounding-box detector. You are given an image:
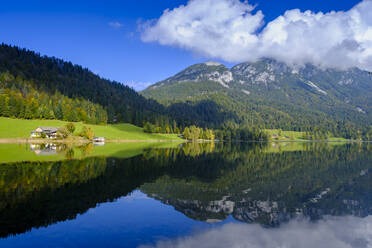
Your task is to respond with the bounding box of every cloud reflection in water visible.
[140,216,372,248]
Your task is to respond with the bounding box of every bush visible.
[183,127,190,139]
[79,126,94,140]
[66,123,76,134]
[57,126,70,139]
[144,122,156,133]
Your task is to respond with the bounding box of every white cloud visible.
[141,0,372,71]
[139,216,372,248]
[109,21,123,28]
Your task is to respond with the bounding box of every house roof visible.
[36,127,59,133]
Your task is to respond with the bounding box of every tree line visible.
[144,121,269,142]
[214,128,269,142]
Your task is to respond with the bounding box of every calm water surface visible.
[0,142,372,248]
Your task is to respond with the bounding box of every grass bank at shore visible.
[0,117,183,142]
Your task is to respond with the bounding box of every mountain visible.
[142,59,372,138]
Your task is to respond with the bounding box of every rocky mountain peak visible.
[154,62,234,88]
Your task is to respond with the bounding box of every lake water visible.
[0,142,372,248]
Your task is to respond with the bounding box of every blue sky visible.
[0,0,363,90]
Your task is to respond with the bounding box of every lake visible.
[0,142,372,248]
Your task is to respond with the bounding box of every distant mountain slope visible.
[0,44,167,125]
[142,59,372,138]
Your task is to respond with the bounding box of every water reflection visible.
[0,142,372,242]
[139,216,372,248]
[29,143,95,159]
[141,143,372,225]
[30,143,58,155]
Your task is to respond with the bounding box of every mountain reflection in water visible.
[141,143,372,225]
[0,142,372,247]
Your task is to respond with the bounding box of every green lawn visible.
[265,129,307,141]
[263,141,347,153]
[0,117,182,140]
[265,129,348,141]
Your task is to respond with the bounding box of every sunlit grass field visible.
[0,117,182,140]
[265,129,349,141]
[265,129,306,141]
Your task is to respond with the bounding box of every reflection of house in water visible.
[93,137,105,146]
[30,127,58,139]
[30,144,58,156]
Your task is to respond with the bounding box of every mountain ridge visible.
[142,59,372,138]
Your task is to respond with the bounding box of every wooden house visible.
[30,127,59,139]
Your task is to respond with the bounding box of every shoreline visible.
[0,139,366,144]
[0,138,185,144]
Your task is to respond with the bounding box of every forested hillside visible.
[0,44,168,125]
[0,72,107,124]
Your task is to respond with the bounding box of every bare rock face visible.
[157,62,234,88]
[145,58,372,97]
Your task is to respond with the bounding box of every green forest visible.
[0,44,168,126]
[0,72,107,124]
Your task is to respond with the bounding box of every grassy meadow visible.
[263,141,347,153]
[0,117,182,141]
[265,129,306,141]
[265,129,349,142]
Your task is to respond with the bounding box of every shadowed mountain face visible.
[142,59,372,135]
[1,142,372,238]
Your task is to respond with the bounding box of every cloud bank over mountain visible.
[141,0,372,71]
